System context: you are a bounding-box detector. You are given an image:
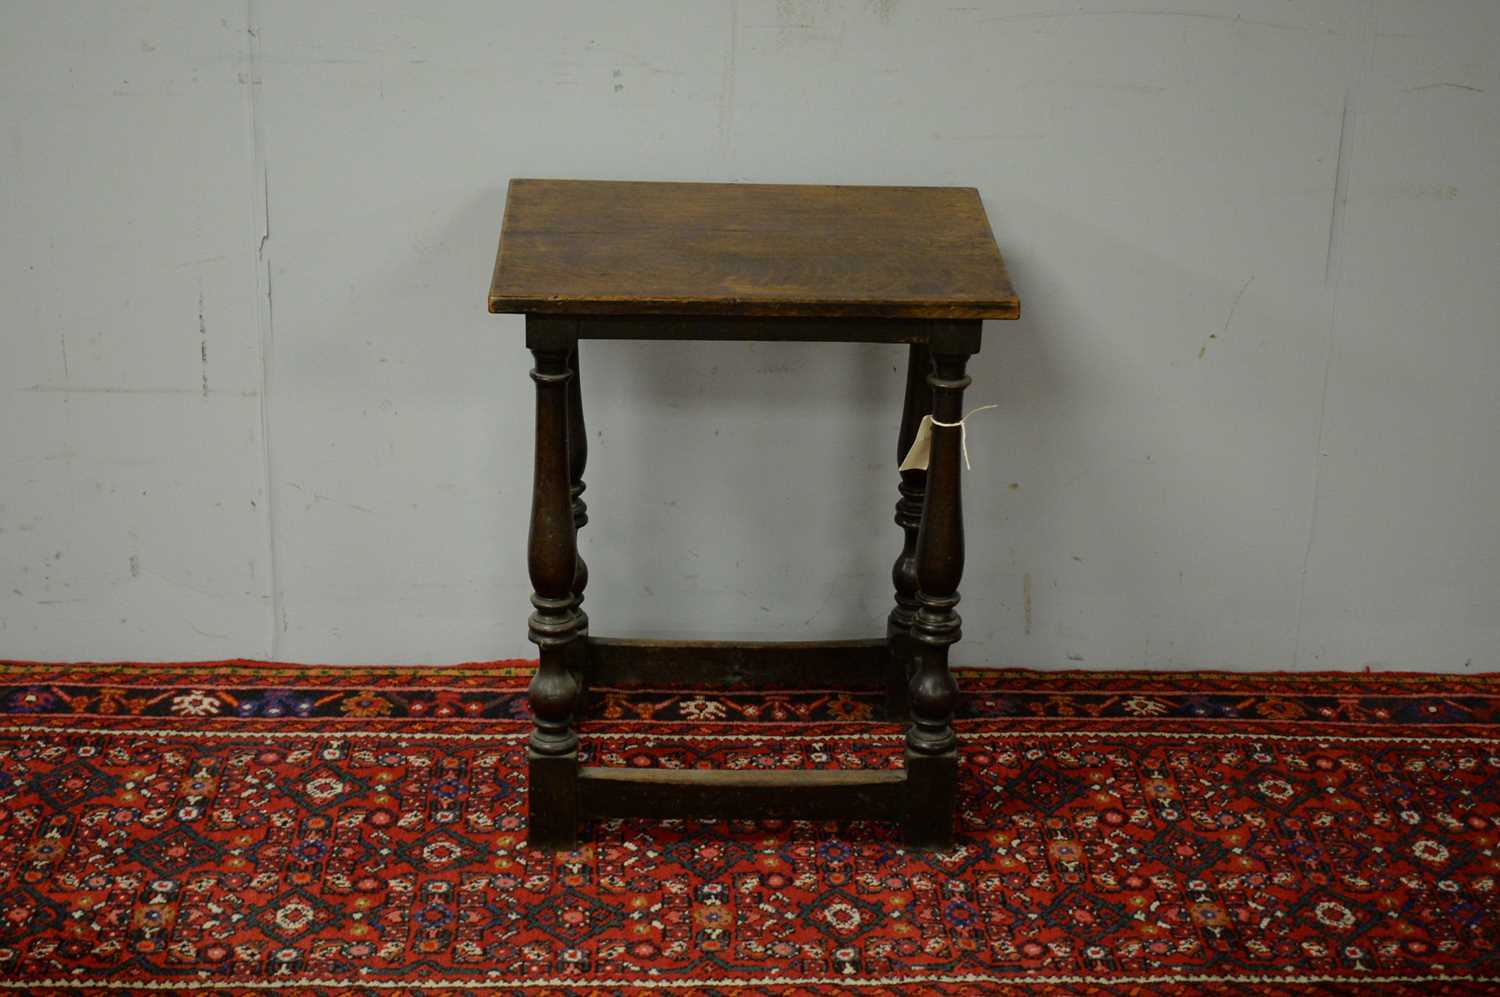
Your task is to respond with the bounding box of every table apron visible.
[525,315,983,351]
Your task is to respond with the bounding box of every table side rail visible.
[577,766,906,821]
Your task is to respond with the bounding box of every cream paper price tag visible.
[899,405,998,472]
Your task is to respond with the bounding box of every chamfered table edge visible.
[487,294,1020,320]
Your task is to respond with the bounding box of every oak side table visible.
[488,179,1019,850]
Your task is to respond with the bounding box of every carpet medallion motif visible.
[0,660,1496,995]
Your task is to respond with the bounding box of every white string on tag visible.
[899,404,998,472]
[933,404,999,469]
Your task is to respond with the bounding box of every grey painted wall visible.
[2,1,1496,670]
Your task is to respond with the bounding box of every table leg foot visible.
[527,749,579,851]
[903,748,957,848]
[884,631,913,721]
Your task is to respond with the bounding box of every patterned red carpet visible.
[0,660,1498,995]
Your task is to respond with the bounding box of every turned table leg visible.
[887,343,931,720]
[567,346,590,719]
[904,347,972,849]
[526,331,585,851]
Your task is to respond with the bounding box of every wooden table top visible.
[488,179,1018,321]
